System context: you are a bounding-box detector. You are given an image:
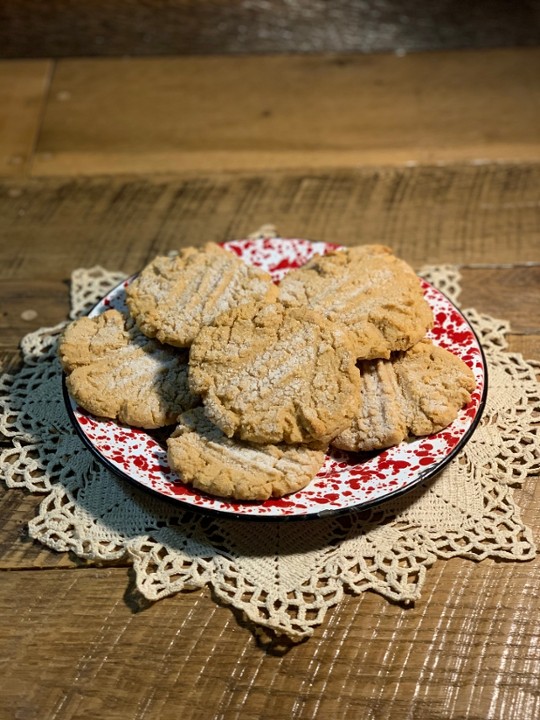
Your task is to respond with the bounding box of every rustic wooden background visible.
[0,11,539,719]
[2,49,540,179]
[2,0,540,58]
[1,168,540,719]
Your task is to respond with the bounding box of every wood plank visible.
[0,557,539,719]
[460,267,540,334]
[2,0,540,59]
[0,279,70,349]
[32,49,540,176]
[508,334,540,360]
[0,60,52,177]
[0,350,22,374]
[1,165,538,719]
[1,167,540,291]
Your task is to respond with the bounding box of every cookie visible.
[126,243,278,347]
[278,244,433,360]
[189,301,361,445]
[332,340,476,452]
[167,407,327,500]
[60,310,198,428]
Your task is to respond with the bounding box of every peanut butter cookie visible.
[60,310,198,428]
[189,301,361,445]
[332,340,476,452]
[126,243,278,347]
[278,244,433,360]
[167,407,326,500]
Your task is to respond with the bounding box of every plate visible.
[64,237,487,521]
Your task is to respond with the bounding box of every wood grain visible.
[460,267,540,334]
[0,279,70,349]
[1,166,540,295]
[2,0,540,59]
[0,60,51,177]
[0,556,538,719]
[31,49,540,176]
[507,335,540,360]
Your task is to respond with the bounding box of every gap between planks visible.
[458,262,540,269]
[0,59,53,177]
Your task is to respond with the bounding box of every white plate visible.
[64,237,487,520]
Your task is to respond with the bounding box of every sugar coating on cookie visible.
[60,310,199,428]
[167,407,327,500]
[278,244,433,360]
[332,339,476,452]
[126,243,278,347]
[189,301,361,445]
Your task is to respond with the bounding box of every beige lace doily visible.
[1,264,538,641]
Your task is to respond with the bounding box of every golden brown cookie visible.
[126,243,278,347]
[60,310,198,428]
[332,339,476,452]
[189,301,361,445]
[278,244,433,360]
[167,407,327,500]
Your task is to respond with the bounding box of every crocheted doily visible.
[1,263,538,640]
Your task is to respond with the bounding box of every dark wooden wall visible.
[1,0,540,59]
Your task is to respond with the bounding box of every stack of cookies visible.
[59,243,476,501]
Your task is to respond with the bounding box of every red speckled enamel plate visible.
[64,238,487,521]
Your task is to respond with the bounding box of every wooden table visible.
[1,49,539,720]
